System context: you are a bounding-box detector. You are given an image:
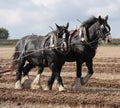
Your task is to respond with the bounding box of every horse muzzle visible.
[60,42,67,52]
[104,34,112,43]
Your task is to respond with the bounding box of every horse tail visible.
[12,46,19,68]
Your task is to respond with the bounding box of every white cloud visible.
[31,0,61,7]
[0,8,53,26]
[87,3,119,18]
[0,0,119,38]
[0,9,22,26]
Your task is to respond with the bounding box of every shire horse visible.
[40,15,111,91]
[13,15,111,91]
[66,15,111,90]
[12,23,69,91]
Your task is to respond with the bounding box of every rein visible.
[69,26,106,50]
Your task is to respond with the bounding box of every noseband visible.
[97,24,110,39]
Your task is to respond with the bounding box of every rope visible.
[0,45,59,75]
[0,43,66,66]
[0,29,103,66]
[0,29,103,74]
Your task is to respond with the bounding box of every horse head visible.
[96,16,111,42]
[55,22,69,38]
[69,16,111,52]
[75,16,111,49]
[80,15,111,48]
[55,23,70,54]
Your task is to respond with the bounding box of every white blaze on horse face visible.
[62,33,66,39]
[61,32,67,51]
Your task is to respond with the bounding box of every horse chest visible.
[80,49,96,60]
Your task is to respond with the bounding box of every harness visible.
[43,32,70,55]
[69,24,110,50]
[41,33,57,49]
[79,24,107,48]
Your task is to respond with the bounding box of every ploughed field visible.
[0,46,120,108]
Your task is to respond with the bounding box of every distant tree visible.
[0,28,9,39]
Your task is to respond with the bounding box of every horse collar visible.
[80,25,88,43]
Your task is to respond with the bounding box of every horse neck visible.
[70,26,99,51]
[85,22,99,49]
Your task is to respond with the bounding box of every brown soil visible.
[0,46,120,108]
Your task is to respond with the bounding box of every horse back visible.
[15,35,45,52]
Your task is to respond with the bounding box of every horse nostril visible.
[60,42,67,51]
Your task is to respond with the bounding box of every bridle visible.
[97,23,111,39]
[79,22,111,48]
[49,29,70,55]
[69,22,111,50]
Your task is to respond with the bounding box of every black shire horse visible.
[12,23,69,91]
[46,15,111,90]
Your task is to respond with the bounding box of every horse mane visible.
[82,16,98,29]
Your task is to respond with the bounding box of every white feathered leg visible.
[15,80,23,89]
[52,79,66,91]
[31,74,42,89]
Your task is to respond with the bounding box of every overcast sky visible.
[0,0,120,39]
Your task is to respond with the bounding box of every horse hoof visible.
[72,85,82,91]
[59,85,66,92]
[15,85,23,89]
[81,77,85,85]
[44,86,50,91]
[52,79,59,90]
[15,80,23,89]
[72,83,82,91]
[72,77,82,91]
[31,81,42,90]
[31,84,42,90]
[21,76,29,84]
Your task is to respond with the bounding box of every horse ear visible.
[98,16,102,20]
[105,15,108,20]
[55,23,60,29]
[66,22,69,29]
[98,16,102,23]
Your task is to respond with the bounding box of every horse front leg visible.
[46,63,65,91]
[81,59,93,85]
[31,66,44,90]
[72,61,83,91]
[44,72,55,91]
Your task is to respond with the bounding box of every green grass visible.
[0,38,120,46]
